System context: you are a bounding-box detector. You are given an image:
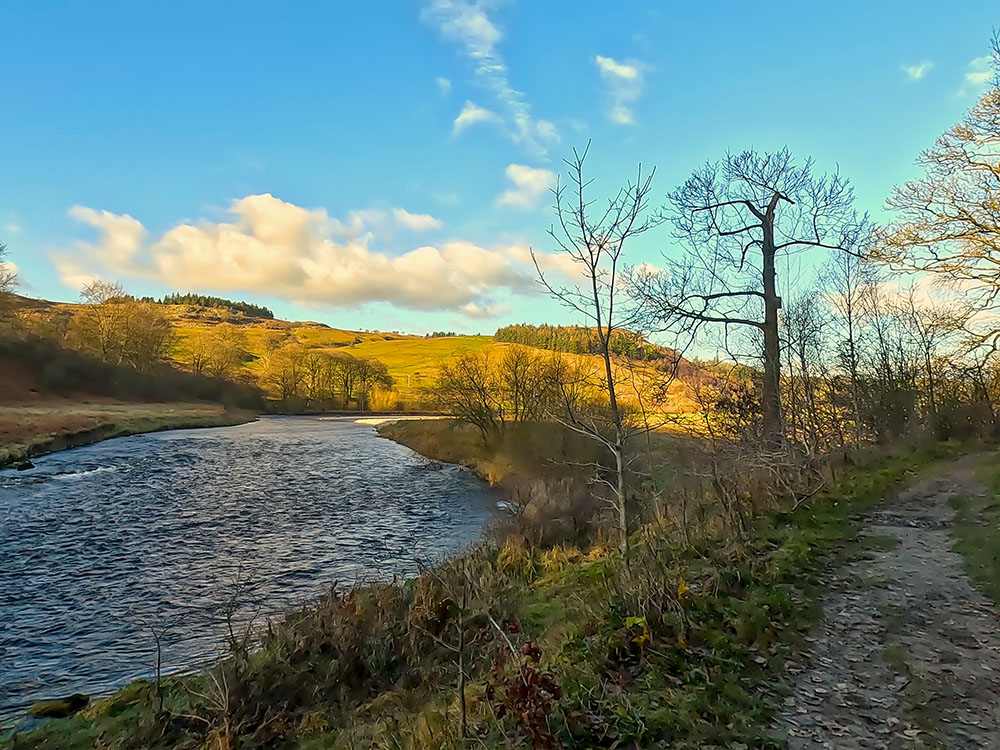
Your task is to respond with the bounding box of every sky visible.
[0,1,996,334]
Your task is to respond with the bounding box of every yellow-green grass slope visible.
[16,296,698,413]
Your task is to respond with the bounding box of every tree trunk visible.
[761,207,784,444]
[614,445,628,566]
[599,322,630,566]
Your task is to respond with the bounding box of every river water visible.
[0,416,495,719]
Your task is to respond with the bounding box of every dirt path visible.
[774,454,1000,749]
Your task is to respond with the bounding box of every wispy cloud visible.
[422,0,558,156]
[58,194,569,317]
[453,100,501,134]
[3,223,21,235]
[900,60,933,81]
[595,54,646,125]
[435,76,452,94]
[957,56,993,96]
[392,207,443,231]
[497,164,555,210]
[965,56,992,85]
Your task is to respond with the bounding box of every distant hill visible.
[7,295,699,413]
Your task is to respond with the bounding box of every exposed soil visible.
[774,454,1000,748]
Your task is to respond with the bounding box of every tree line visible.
[494,323,664,362]
[151,293,274,319]
[260,344,393,410]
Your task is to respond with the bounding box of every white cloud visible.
[435,76,452,94]
[453,100,501,134]
[506,243,582,281]
[497,164,555,210]
[966,56,992,86]
[595,54,646,125]
[60,194,569,317]
[67,206,146,266]
[901,60,933,81]
[53,260,97,292]
[391,207,443,231]
[3,223,21,235]
[460,301,509,319]
[958,56,993,96]
[422,0,558,156]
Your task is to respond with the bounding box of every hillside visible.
[8,294,698,414]
[0,319,259,468]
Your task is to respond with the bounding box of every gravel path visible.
[773,454,1000,749]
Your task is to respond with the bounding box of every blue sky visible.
[1,1,996,334]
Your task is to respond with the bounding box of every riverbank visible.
[0,401,258,468]
[377,417,607,486]
[5,420,979,748]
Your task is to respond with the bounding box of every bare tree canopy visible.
[532,144,661,563]
[71,280,174,371]
[634,148,868,442]
[881,34,1000,341]
[0,241,16,295]
[80,279,127,305]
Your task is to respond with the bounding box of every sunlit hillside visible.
[11,295,697,413]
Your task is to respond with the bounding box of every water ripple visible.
[0,416,494,718]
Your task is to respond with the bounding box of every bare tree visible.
[635,148,867,443]
[80,278,126,304]
[0,241,16,294]
[532,144,657,564]
[0,241,17,326]
[72,280,174,370]
[820,250,880,444]
[882,33,1000,344]
[894,287,968,421]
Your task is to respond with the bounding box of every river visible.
[0,416,495,719]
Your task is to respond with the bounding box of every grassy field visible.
[348,335,493,388]
[159,310,490,399]
[0,402,256,468]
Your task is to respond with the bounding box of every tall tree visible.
[533,144,657,564]
[882,34,1000,344]
[635,149,867,443]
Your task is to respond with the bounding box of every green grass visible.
[168,319,497,401]
[347,335,494,382]
[291,326,365,347]
[949,462,1000,604]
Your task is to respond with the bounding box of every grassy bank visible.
[949,462,1000,604]
[2,422,964,749]
[0,402,257,468]
[378,418,605,486]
